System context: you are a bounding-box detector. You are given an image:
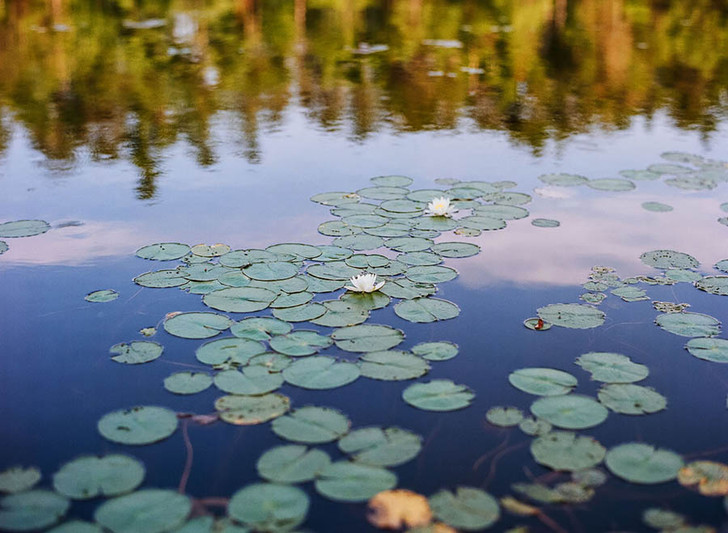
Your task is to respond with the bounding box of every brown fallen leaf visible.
[678,461,728,496]
[368,489,432,529]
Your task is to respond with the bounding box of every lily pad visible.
[243,262,299,282]
[359,350,430,381]
[642,508,686,529]
[485,191,532,205]
[0,490,69,531]
[428,487,500,531]
[110,341,163,365]
[331,234,384,250]
[394,298,460,323]
[398,251,443,266]
[620,169,661,180]
[95,489,191,533]
[85,289,119,303]
[457,215,506,231]
[271,406,350,444]
[666,269,702,282]
[338,427,422,467]
[531,218,560,228]
[486,407,524,427]
[318,220,359,237]
[311,300,369,327]
[385,237,433,253]
[134,269,188,288]
[214,367,284,395]
[195,338,266,366]
[332,324,404,352]
[215,393,290,425]
[339,291,391,311]
[315,462,397,502]
[270,291,314,309]
[190,243,230,257]
[538,173,588,186]
[230,317,292,341]
[282,357,360,389]
[640,250,699,270]
[508,368,578,396]
[649,163,694,174]
[358,186,409,200]
[678,461,728,496]
[597,384,667,415]
[0,220,50,238]
[696,276,728,296]
[248,352,292,373]
[256,446,331,484]
[270,331,332,356]
[53,455,145,500]
[411,342,458,361]
[575,352,649,383]
[642,202,673,212]
[402,380,475,411]
[415,217,458,232]
[135,243,191,261]
[655,312,721,337]
[530,431,606,471]
[266,243,322,260]
[537,303,605,329]
[605,443,684,484]
[518,417,552,437]
[530,395,608,430]
[612,286,649,302]
[163,372,213,395]
[430,242,481,258]
[315,245,353,262]
[474,204,529,220]
[0,242,6,255]
[686,337,728,363]
[97,406,178,445]
[202,287,277,313]
[0,467,41,494]
[273,303,327,322]
[311,191,360,206]
[404,265,457,284]
[586,178,635,191]
[307,262,361,281]
[164,312,232,339]
[47,521,104,533]
[380,279,436,299]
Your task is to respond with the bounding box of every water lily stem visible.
[178,419,194,494]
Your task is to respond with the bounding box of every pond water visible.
[2,1,728,532]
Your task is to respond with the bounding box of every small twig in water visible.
[472,435,509,472]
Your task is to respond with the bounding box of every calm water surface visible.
[2,1,728,532]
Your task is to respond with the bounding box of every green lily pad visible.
[231,317,292,341]
[98,406,178,445]
[331,234,384,250]
[580,293,606,304]
[202,287,277,313]
[642,508,686,530]
[271,406,350,444]
[181,280,226,295]
[415,217,458,232]
[379,279,436,299]
[0,490,69,531]
[339,291,391,311]
[384,237,433,253]
[406,189,447,202]
[411,341,458,361]
[394,297,460,323]
[640,250,699,270]
[379,199,422,213]
[248,352,292,373]
[219,249,282,267]
[135,243,191,261]
[283,357,360,390]
[332,324,404,352]
[228,483,308,532]
[511,483,562,504]
[458,215,506,231]
[429,487,500,531]
[195,338,266,366]
[181,264,227,282]
[537,303,605,329]
[598,384,667,415]
[310,301,369,327]
[95,489,191,533]
[307,262,361,281]
[272,303,327,322]
[363,222,412,237]
[404,265,457,284]
[717,259,728,273]
[486,407,524,427]
[85,289,119,303]
[0,220,50,238]
[473,204,529,220]
[530,431,606,471]
[649,163,694,174]
[655,312,721,337]
[269,291,314,309]
[266,243,322,260]
[485,191,532,205]
[642,201,673,212]
[0,467,40,494]
[164,312,233,339]
[371,175,414,187]
[47,521,104,533]
[430,242,481,258]
[110,341,163,365]
[666,269,702,282]
[256,446,331,484]
[243,262,299,282]
[163,372,213,394]
[696,276,728,296]
[685,337,728,363]
[315,245,353,262]
[314,462,397,502]
[134,269,188,288]
[605,443,684,484]
[518,417,553,437]
[531,218,560,228]
[311,191,360,206]
[344,253,389,269]
[342,214,389,228]
[318,220,359,237]
[571,468,608,487]
[338,427,422,467]
[620,169,661,180]
[402,380,475,411]
[191,243,230,257]
[53,455,145,500]
[397,251,443,266]
[217,271,251,288]
[0,242,7,255]
[214,367,284,395]
[305,277,347,294]
[668,176,717,190]
[270,331,332,356]
[358,186,409,200]
[530,395,608,430]
[370,260,407,276]
[575,352,649,383]
[508,368,578,396]
[215,393,290,425]
[538,173,588,186]
[359,350,430,381]
[611,286,649,302]
[587,178,635,191]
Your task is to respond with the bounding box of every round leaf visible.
[0,467,41,494]
[98,406,178,445]
[282,356,360,390]
[85,289,119,303]
[605,443,684,484]
[214,367,284,395]
[508,368,577,396]
[394,298,460,323]
[135,243,190,261]
[95,489,191,533]
[485,407,524,427]
[163,312,232,339]
[411,341,458,361]
[271,406,350,444]
[202,287,277,313]
[110,341,163,365]
[332,324,404,353]
[338,427,422,467]
[230,317,292,341]
[0,490,69,531]
[429,487,500,531]
[163,372,212,395]
[215,393,290,425]
[53,455,144,500]
[537,303,605,329]
[686,337,728,363]
[402,380,474,411]
[530,395,608,430]
[270,331,332,357]
[256,446,331,484]
[655,312,721,337]
[195,338,266,366]
[315,462,397,502]
[598,384,667,415]
[575,352,648,383]
[359,350,430,381]
[531,431,606,471]
[0,220,50,238]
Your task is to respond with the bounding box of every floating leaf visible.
[580,292,606,304]
[640,250,699,270]
[415,217,458,232]
[243,262,299,282]
[46,521,103,533]
[598,384,667,415]
[398,251,443,266]
[508,368,577,396]
[686,337,728,363]
[605,443,683,484]
[248,352,292,373]
[404,265,457,284]
[429,487,500,531]
[163,312,232,339]
[307,262,361,281]
[339,427,422,467]
[486,407,524,427]
[642,508,686,530]
[95,489,191,533]
[575,352,649,383]
[358,186,409,200]
[256,446,330,484]
[85,289,119,303]
[406,189,447,202]
[0,490,69,531]
[385,237,433,253]
[214,367,284,395]
[586,178,635,191]
[553,482,594,503]
[315,462,397,502]
[0,242,7,255]
[230,317,292,341]
[270,291,314,309]
[538,173,588,186]
[678,461,728,496]
[473,205,529,220]
[649,163,694,174]
[311,300,369,327]
[332,234,384,250]
[195,337,266,366]
[642,201,673,212]
[135,243,190,261]
[318,220,359,237]
[0,220,50,238]
[411,342,458,361]
[531,218,560,228]
[215,393,290,425]
[266,243,322,260]
[620,169,661,180]
[667,176,717,190]
[499,497,539,517]
[345,253,390,269]
[272,303,327,322]
[611,286,649,302]
[202,287,277,313]
[342,214,389,228]
[655,312,721,337]
[696,276,728,296]
[359,351,430,381]
[571,468,608,487]
[530,431,606,471]
[666,269,702,282]
[372,175,414,187]
[311,191,360,206]
[518,417,552,437]
[283,356,360,390]
[429,242,480,258]
[458,216,506,231]
[217,271,251,288]
[134,269,188,288]
[394,298,460,323]
[485,191,532,205]
[379,279,436,299]
[339,291,391,311]
[402,380,474,412]
[316,245,353,262]
[368,489,432,529]
[270,331,332,356]
[511,483,562,504]
[191,243,230,257]
[98,406,178,445]
[110,341,163,365]
[163,372,213,395]
[537,303,605,329]
[271,406,350,444]
[53,455,144,500]
[332,324,404,352]
[530,395,608,430]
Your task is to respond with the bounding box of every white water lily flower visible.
[345,273,385,293]
[424,196,457,217]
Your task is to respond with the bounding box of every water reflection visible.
[1,0,727,198]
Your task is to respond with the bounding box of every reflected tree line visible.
[0,0,726,198]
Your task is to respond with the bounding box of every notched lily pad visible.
[394,298,460,323]
[678,461,728,495]
[685,337,728,363]
[97,406,178,445]
[696,276,728,296]
[315,462,397,503]
[95,489,191,533]
[215,393,290,425]
[163,372,213,395]
[230,317,292,341]
[256,445,331,484]
[271,406,350,444]
[575,352,649,383]
[85,289,119,302]
[0,490,69,531]
[270,331,332,357]
[411,341,458,361]
[530,395,608,430]
[0,220,50,238]
[508,368,577,396]
[135,243,190,261]
[402,380,475,412]
[228,483,308,532]
[0,467,41,494]
[110,341,163,365]
[202,287,277,313]
[655,312,721,337]
[53,455,145,500]
[163,312,233,339]
[537,303,605,329]
[339,427,422,467]
[195,337,266,366]
[428,487,500,531]
[531,431,606,471]
[597,384,667,415]
[282,356,360,389]
[640,250,699,270]
[359,350,430,381]
[486,407,524,427]
[332,324,404,353]
[605,443,684,484]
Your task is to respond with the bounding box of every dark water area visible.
[2,1,728,532]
